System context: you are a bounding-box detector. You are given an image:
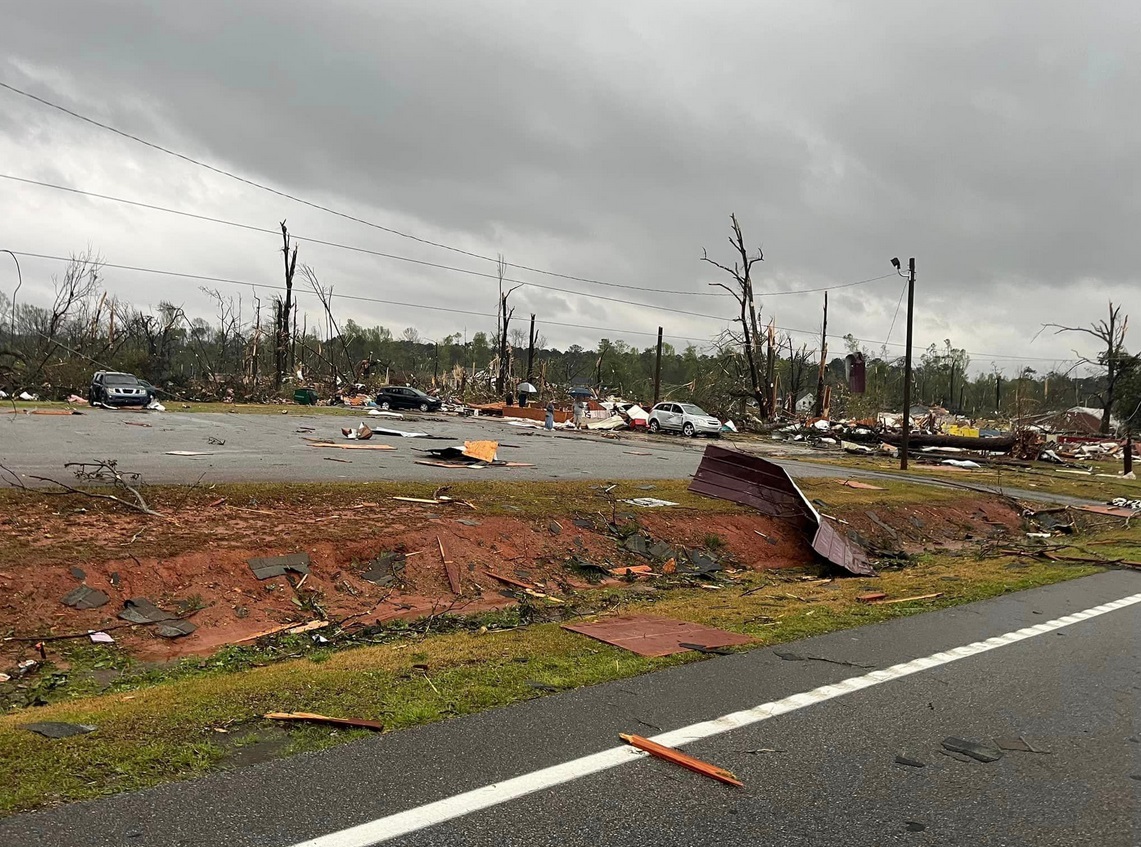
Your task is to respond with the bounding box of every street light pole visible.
[900,258,915,470]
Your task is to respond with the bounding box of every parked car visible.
[89,371,152,407]
[647,401,721,437]
[374,385,443,412]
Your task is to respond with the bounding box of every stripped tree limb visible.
[1,459,165,518]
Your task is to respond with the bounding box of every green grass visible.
[796,452,1141,501]
[0,544,1110,816]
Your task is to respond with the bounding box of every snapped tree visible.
[1044,302,1139,434]
[701,214,770,418]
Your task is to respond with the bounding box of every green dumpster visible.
[293,387,319,405]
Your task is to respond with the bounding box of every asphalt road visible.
[2,571,1139,847]
[0,409,1091,506]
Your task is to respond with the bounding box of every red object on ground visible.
[562,615,751,657]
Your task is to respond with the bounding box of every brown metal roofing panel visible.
[811,517,875,577]
[689,445,875,577]
[688,444,812,520]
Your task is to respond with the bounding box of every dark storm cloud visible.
[1,0,1138,370]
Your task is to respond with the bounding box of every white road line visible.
[291,590,1141,847]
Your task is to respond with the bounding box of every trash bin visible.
[293,387,318,405]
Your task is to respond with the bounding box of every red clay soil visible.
[0,495,1020,665]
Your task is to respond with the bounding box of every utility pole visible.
[900,258,915,470]
[653,326,663,405]
[527,313,536,381]
[765,320,776,420]
[813,292,828,418]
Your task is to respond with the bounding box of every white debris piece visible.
[942,459,981,469]
[371,427,428,438]
[624,404,649,423]
[620,497,679,508]
[367,409,404,419]
[586,415,626,431]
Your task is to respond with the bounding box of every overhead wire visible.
[0,173,899,302]
[883,276,908,347]
[1,83,887,299]
[6,251,710,344]
[0,85,1077,366]
[9,250,1075,362]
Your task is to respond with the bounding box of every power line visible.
[763,272,897,296]
[1,85,1070,365]
[0,173,898,302]
[10,251,494,321]
[6,251,703,344]
[0,174,732,298]
[13,248,1072,360]
[883,276,908,347]
[0,174,894,321]
[5,82,822,298]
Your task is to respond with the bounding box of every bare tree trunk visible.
[701,214,770,417]
[496,280,520,397]
[1043,302,1138,435]
[275,222,298,390]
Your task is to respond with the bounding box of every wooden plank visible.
[486,571,534,590]
[438,536,462,594]
[869,592,943,605]
[619,733,743,787]
[264,712,383,731]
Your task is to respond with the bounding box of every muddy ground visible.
[0,490,1024,667]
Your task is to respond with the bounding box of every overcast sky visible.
[1,1,1138,375]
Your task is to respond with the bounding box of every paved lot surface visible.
[3,571,1138,847]
[0,409,713,484]
[0,410,1092,506]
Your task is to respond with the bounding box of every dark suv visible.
[375,386,442,412]
[89,371,152,407]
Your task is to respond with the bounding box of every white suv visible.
[647,402,721,437]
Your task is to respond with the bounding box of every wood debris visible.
[438,536,461,594]
[869,592,943,605]
[264,712,384,731]
[619,733,743,787]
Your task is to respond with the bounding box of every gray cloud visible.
[1,0,1139,373]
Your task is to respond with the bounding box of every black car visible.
[89,371,152,407]
[374,385,442,412]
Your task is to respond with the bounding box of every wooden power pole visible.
[527,314,536,381]
[653,326,663,405]
[900,258,916,470]
[813,292,828,417]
